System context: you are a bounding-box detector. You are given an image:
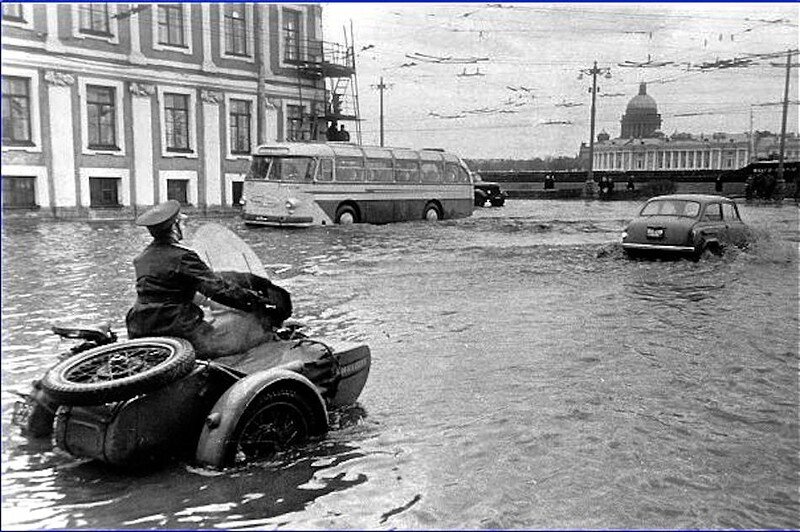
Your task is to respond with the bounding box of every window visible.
[702,203,722,221]
[286,105,309,141]
[229,99,251,154]
[2,76,32,145]
[318,158,333,182]
[164,93,190,152]
[395,160,419,183]
[89,177,120,207]
[158,4,186,47]
[335,157,365,182]
[2,176,36,208]
[79,4,111,36]
[224,4,247,56]
[366,158,393,182]
[722,203,740,222]
[86,85,117,149]
[231,181,243,206]
[420,161,442,183]
[167,179,189,204]
[282,9,301,62]
[2,3,24,22]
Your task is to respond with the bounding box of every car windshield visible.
[247,156,316,181]
[640,199,701,217]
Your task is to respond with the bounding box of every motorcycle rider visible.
[126,200,274,358]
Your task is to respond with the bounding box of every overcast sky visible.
[322,2,798,159]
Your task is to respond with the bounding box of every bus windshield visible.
[247,156,316,181]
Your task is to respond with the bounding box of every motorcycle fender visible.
[195,369,327,468]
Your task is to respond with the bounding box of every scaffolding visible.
[285,33,361,144]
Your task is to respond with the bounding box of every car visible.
[621,194,750,259]
[473,176,507,207]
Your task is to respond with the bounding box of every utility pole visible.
[776,49,798,193]
[578,62,611,196]
[371,77,392,147]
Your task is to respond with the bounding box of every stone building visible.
[581,83,799,172]
[2,3,348,218]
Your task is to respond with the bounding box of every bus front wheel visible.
[335,205,358,225]
[423,202,441,222]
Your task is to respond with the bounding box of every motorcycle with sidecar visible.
[14,318,370,469]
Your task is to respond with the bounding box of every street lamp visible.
[578,61,611,197]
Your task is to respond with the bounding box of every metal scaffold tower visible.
[287,24,362,144]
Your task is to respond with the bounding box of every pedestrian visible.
[125,200,278,358]
[326,121,338,141]
[627,176,635,191]
[715,174,723,193]
[339,124,350,141]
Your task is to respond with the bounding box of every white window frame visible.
[225,92,257,160]
[71,4,119,44]
[152,3,193,55]
[0,164,49,207]
[219,3,254,62]
[2,3,34,30]
[159,170,198,205]
[157,85,197,158]
[1,66,42,153]
[78,77,126,156]
[79,167,130,207]
[278,6,306,69]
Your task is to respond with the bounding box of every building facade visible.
[583,83,799,172]
[1,3,337,218]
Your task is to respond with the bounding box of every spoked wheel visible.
[228,389,312,465]
[41,337,195,406]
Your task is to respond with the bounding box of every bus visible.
[241,142,475,227]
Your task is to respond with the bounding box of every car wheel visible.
[225,388,314,466]
[335,205,357,225]
[623,248,639,260]
[490,197,505,207]
[423,202,441,221]
[40,338,195,406]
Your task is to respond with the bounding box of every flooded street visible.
[2,199,798,529]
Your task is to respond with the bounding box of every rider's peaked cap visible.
[136,200,181,228]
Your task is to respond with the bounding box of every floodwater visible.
[2,199,798,529]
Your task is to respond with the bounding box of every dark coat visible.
[126,239,260,339]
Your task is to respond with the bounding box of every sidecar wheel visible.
[225,388,314,466]
[41,337,195,406]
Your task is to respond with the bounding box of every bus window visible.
[456,165,470,183]
[248,156,314,181]
[247,156,270,180]
[335,156,365,182]
[444,163,460,183]
[395,160,419,183]
[318,158,333,182]
[421,161,442,183]
[366,158,394,182]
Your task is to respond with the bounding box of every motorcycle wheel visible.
[41,337,195,406]
[225,389,313,466]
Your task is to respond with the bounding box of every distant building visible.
[580,83,799,172]
[1,3,350,217]
[620,83,662,139]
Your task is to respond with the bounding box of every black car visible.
[473,177,507,207]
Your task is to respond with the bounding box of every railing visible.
[284,38,354,71]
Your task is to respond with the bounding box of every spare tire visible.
[41,337,195,406]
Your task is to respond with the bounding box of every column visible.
[264,98,279,142]
[201,89,223,206]
[44,5,65,53]
[201,4,214,71]
[129,5,146,64]
[44,71,76,208]
[130,82,156,206]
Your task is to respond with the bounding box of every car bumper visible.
[242,213,315,227]
[622,242,695,252]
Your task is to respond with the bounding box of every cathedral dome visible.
[626,82,658,112]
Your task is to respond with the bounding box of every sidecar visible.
[15,325,370,469]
